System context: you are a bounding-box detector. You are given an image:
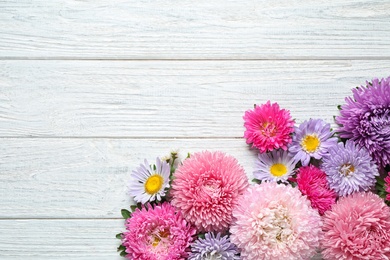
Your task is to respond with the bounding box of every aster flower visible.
[188,233,240,260]
[321,140,379,197]
[254,149,297,183]
[336,77,390,168]
[230,182,322,260]
[122,202,196,260]
[296,165,337,215]
[129,158,170,204]
[243,101,294,153]
[385,173,390,201]
[170,151,249,233]
[322,192,390,260]
[289,118,338,166]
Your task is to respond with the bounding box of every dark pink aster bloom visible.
[243,101,294,153]
[296,165,337,215]
[385,172,390,201]
[336,77,390,168]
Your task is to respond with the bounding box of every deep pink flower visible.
[385,172,390,201]
[243,101,294,153]
[230,182,322,260]
[322,192,390,260]
[122,203,196,260]
[170,151,249,233]
[296,165,337,215]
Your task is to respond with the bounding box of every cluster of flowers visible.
[117,77,390,260]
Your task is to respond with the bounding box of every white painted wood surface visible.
[0,1,389,259]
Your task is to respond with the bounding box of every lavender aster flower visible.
[336,77,390,168]
[129,158,170,204]
[321,140,379,197]
[254,149,297,183]
[189,233,240,260]
[289,119,338,166]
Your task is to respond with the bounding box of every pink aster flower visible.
[243,101,294,153]
[296,165,337,215]
[122,202,196,260]
[170,151,249,233]
[385,172,390,201]
[322,192,390,260]
[230,182,322,260]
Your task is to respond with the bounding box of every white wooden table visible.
[0,1,389,259]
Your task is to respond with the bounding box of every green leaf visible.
[252,178,261,184]
[337,105,342,110]
[121,209,131,219]
[130,205,137,212]
[120,250,127,257]
[117,244,125,252]
[116,233,123,240]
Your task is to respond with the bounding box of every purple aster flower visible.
[289,119,338,166]
[254,149,298,183]
[129,158,170,204]
[188,233,240,260]
[321,140,379,197]
[336,77,390,168]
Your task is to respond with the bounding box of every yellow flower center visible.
[301,134,320,153]
[151,230,170,247]
[144,174,163,195]
[270,163,288,177]
[340,164,355,176]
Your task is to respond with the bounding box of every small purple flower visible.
[336,77,390,168]
[189,233,240,260]
[321,140,379,197]
[289,119,338,166]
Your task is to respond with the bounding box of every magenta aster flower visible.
[122,202,196,260]
[170,151,249,233]
[254,149,297,183]
[322,192,390,260]
[385,172,390,201]
[129,158,170,204]
[336,77,390,168]
[296,165,337,215]
[321,140,379,197]
[189,233,240,260]
[289,119,338,166]
[230,182,322,260]
[243,101,294,153]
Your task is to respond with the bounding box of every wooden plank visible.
[1,60,390,137]
[0,138,260,218]
[0,0,389,59]
[0,219,123,259]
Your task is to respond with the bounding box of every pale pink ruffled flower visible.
[230,182,322,260]
[243,101,294,153]
[122,203,196,260]
[296,165,337,215]
[322,192,390,260]
[170,151,249,233]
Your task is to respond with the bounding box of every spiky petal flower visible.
[188,233,240,260]
[122,203,196,260]
[129,158,170,204]
[230,182,322,260]
[336,77,390,168]
[254,149,297,183]
[289,119,338,166]
[170,151,249,233]
[321,140,379,197]
[321,192,390,260]
[243,101,294,153]
[296,165,337,215]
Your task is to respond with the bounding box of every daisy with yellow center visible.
[254,149,298,183]
[289,119,338,166]
[129,158,170,204]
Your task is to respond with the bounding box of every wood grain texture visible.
[0,219,123,259]
[1,60,390,137]
[0,138,260,218]
[1,0,389,59]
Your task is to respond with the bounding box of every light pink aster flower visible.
[170,151,249,233]
[122,202,196,260]
[243,101,294,153]
[322,192,390,260]
[296,165,337,215]
[230,182,322,260]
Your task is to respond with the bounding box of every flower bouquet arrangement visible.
[117,77,390,260]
